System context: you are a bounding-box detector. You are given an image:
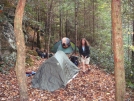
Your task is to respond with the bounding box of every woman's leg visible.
[85,57,90,69]
[82,61,86,72]
[81,57,86,72]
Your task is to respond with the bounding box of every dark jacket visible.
[79,46,90,58]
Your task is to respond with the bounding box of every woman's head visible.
[80,38,89,46]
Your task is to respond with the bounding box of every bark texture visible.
[111,0,126,101]
[14,0,28,100]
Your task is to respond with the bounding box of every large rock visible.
[2,22,16,49]
[0,21,16,72]
[0,1,16,72]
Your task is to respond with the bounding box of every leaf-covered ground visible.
[0,55,134,101]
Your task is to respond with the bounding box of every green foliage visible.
[36,56,41,61]
[129,45,134,51]
[27,50,38,56]
[127,81,134,89]
[122,0,134,87]
[26,55,33,66]
[24,0,46,33]
[26,50,38,66]
[59,0,74,12]
[125,59,134,89]
[90,46,114,73]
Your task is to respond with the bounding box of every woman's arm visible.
[79,46,83,56]
[85,46,90,57]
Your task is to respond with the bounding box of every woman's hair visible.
[79,38,89,47]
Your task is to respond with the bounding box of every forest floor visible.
[0,52,134,101]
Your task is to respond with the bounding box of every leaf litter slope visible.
[0,56,133,101]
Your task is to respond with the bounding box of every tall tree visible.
[132,20,134,67]
[75,0,78,53]
[92,0,95,41]
[36,4,41,49]
[83,0,85,37]
[59,0,62,39]
[111,0,126,101]
[47,0,53,58]
[14,0,28,100]
[88,1,91,37]
[31,31,36,50]
[65,10,68,37]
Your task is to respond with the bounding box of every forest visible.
[0,0,134,100]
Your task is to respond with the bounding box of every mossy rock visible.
[27,50,38,56]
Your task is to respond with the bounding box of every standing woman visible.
[79,38,90,72]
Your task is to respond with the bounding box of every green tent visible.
[32,51,79,91]
[51,41,79,54]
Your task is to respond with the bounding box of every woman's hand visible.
[81,55,84,58]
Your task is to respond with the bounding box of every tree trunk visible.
[45,0,49,53]
[83,0,85,37]
[127,14,130,61]
[59,0,62,40]
[88,2,91,37]
[111,0,126,101]
[75,0,78,53]
[92,0,95,41]
[132,20,134,67]
[31,31,36,50]
[37,32,41,49]
[14,0,28,100]
[65,10,68,37]
[47,0,53,58]
[36,4,41,49]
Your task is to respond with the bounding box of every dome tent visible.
[32,51,79,91]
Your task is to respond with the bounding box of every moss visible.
[36,56,41,60]
[26,55,33,66]
[27,50,38,56]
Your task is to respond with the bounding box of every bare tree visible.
[14,0,28,100]
[111,0,126,101]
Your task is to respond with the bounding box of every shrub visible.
[26,55,33,66]
[27,50,38,56]
[90,46,114,73]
